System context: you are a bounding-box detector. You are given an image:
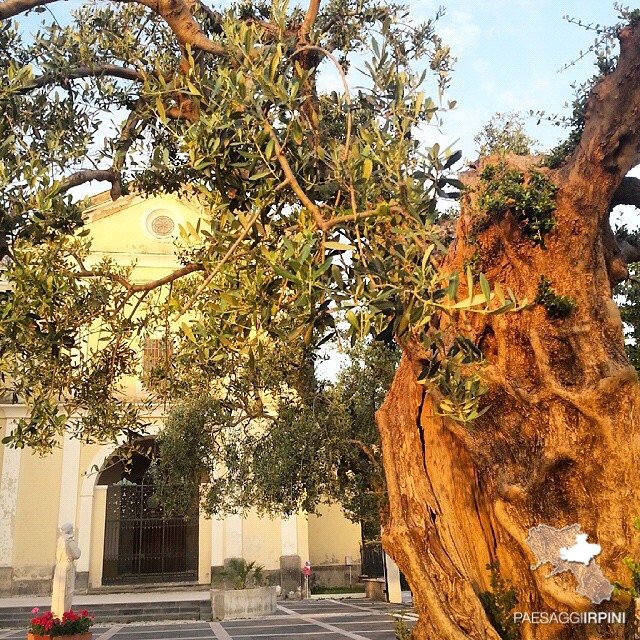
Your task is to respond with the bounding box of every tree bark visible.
[377,22,640,640]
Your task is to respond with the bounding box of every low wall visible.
[213,561,362,596]
[0,566,53,596]
[309,563,362,590]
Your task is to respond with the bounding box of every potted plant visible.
[27,609,54,640]
[28,608,94,640]
[218,559,264,590]
[211,559,277,620]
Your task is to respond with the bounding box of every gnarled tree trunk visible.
[377,23,640,640]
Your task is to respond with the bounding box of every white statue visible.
[51,523,81,618]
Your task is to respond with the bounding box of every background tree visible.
[3,1,640,639]
[155,339,399,538]
[617,265,640,371]
[614,227,640,372]
[474,111,538,157]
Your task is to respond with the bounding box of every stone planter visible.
[211,586,277,620]
[27,635,50,640]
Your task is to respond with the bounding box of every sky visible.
[24,0,628,159]
[405,0,625,157]
[17,0,640,378]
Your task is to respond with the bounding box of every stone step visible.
[0,600,212,628]
[88,582,202,595]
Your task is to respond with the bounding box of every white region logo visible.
[559,534,602,565]
[525,524,613,605]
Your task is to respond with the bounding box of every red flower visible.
[81,609,89,617]
[62,609,79,622]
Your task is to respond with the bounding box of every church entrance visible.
[100,441,199,585]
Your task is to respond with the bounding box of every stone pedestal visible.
[362,577,386,601]
[279,555,301,597]
[75,571,89,593]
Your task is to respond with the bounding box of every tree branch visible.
[53,104,148,200]
[0,0,56,19]
[293,45,352,162]
[74,262,203,292]
[618,236,640,265]
[567,23,640,206]
[602,216,630,284]
[323,204,402,231]
[21,65,144,93]
[55,169,117,195]
[127,0,227,55]
[299,0,320,40]
[110,106,148,200]
[613,217,640,266]
[602,187,640,283]
[348,439,377,464]
[262,120,324,229]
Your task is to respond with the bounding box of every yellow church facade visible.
[0,192,362,597]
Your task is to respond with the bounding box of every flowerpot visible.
[27,634,50,640]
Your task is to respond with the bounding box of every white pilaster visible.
[0,419,22,567]
[57,431,81,528]
[77,444,115,574]
[211,517,224,566]
[225,513,243,559]
[280,514,298,556]
[385,553,403,604]
[76,492,93,574]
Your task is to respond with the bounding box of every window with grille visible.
[142,337,172,387]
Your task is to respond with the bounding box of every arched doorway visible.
[99,440,199,585]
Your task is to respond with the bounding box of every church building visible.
[0,191,362,596]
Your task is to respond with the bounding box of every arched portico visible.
[75,427,210,590]
[100,440,199,585]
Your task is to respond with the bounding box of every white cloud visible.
[440,10,482,52]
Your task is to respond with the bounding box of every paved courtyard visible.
[0,599,415,640]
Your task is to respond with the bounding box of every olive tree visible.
[3,0,640,638]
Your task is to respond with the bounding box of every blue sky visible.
[406,0,625,157]
[24,0,627,160]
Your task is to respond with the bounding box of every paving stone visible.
[0,597,413,640]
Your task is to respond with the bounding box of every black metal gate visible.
[102,483,199,585]
[361,539,410,590]
[361,540,385,578]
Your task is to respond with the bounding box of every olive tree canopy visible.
[4,1,640,638]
